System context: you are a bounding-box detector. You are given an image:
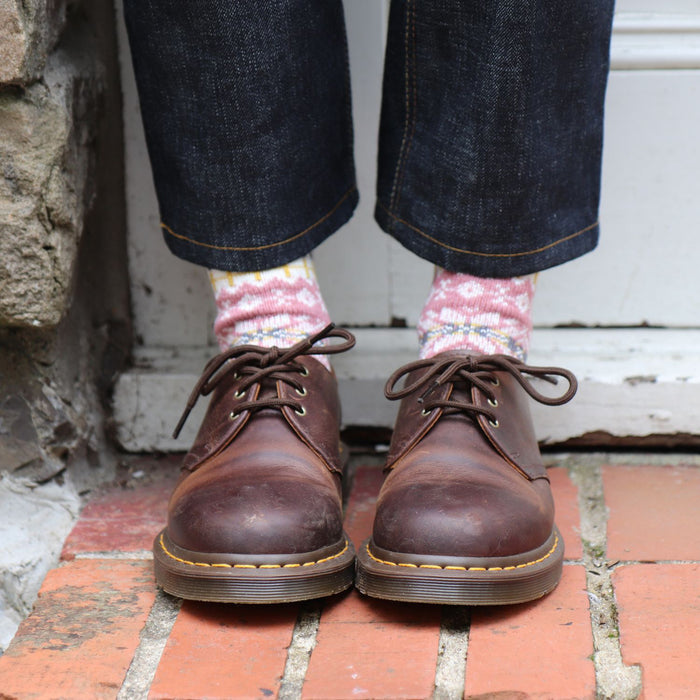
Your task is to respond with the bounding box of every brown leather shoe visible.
[153,325,357,603]
[356,353,577,605]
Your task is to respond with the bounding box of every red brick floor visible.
[2,456,699,699]
[151,602,300,700]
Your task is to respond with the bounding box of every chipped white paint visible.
[611,14,700,69]
[115,1,700,446]
[113,329,700,451]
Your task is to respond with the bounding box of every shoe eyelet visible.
[299,366,310,377]
[234,390,245,399]
[490,378,500,387]
[421,408,432,416]
[295,406,306,416]
[487,398,498,408]
[295,387,307,397]
[488,418,499,428]
[229,411,239,421]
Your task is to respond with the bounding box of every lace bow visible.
[173,324,355,438]
[385,354,577,424]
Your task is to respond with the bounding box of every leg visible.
[124,0,357,355]
[123,0,358,602]
[381,0,614,362]
[357,0,614,605]
[375,0,614,275]
[123,0,357,271]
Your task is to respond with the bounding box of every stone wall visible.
[0,0,130,648]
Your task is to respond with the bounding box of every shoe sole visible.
[153,530,356,603]
[355,528,564,606]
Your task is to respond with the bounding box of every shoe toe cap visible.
[167,465,343,555]
[372,474,554,558]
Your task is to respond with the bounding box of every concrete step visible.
[113,328,700,452]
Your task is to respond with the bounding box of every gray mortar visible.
[566,454,643,700]
[117,590,182,700]
[432,606,470,700]
[278,602,323,700]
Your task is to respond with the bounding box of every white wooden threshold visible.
[112,328,700,452]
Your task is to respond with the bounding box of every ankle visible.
[209,256,332,368]
[417,270,535,360]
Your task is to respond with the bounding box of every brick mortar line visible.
[277,601,323,700]
[609,559,700,566]
[117,590,182,700]
[432,606,470,700]
[568,559,700,566]
[567,456,643,700]
[73,550,153,560]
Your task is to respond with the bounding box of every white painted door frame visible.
[113,1,700,451]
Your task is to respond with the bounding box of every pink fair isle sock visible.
[209,255,332,369]
[417,269,535,361]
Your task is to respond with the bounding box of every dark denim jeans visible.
[124,0,614,276]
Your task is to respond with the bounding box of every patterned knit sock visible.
[417,269,535,360]
[209,255,332,369]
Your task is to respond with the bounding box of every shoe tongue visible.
[256,380,279,401]
[446,379,470,403]
[251,377,287,418]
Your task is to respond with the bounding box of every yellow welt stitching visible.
[159,534,349,569]
[365,535,559,572]
[317,552,343,565]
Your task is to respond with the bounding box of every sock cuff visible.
[418,271,535,360]
[209,255,332,368]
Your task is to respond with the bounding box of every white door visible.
[114,0,700,451]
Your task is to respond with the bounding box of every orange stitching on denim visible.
[378,201,599,258]
[161,186,356,252]
[365,534,559,572]
[389,0,415,213]
[159,533,349,569]
[392,0,417,214]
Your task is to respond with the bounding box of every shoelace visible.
[384,354,577,425]
[173,324,355,438]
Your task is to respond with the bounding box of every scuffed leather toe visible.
[168,449,344,555]
[373,459,554,558]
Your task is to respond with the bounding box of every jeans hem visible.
[161,187,359,272]
[375,200,599,277]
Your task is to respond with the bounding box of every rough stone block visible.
[0,35,99,327]
[0,0,66,84]
[0,329,89,481]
